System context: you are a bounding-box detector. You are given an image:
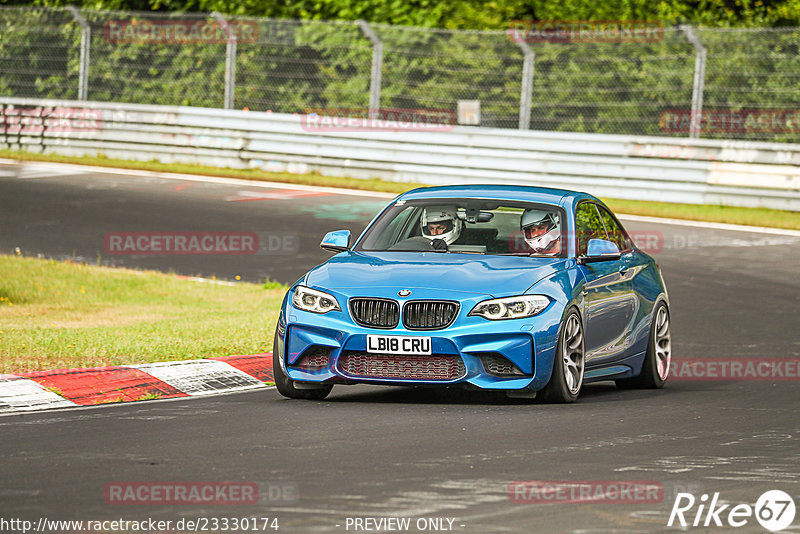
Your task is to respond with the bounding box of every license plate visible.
[366,335,432,355]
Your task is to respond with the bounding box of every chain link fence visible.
[2,6,800,141]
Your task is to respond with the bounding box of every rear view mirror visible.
[457,208,494,223]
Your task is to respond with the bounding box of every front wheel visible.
[540,309,585,403]
[616,301,671,389]
[272,324,333,400]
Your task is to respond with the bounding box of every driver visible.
[521,209,561,255]
[421,205,462,245]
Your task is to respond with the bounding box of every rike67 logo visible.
[668,490,796,532]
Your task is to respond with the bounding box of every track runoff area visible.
[0,161,799,533]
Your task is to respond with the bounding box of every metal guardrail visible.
[2,97,799,211]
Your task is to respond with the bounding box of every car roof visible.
[397,185,599,206]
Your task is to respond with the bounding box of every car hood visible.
[304,251,568,298]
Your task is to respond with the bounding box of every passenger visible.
[521,209,561,255]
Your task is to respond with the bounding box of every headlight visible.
[292,286,341,314]
[468,295,550,320]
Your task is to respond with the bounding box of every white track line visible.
[2,160,796,234]
[0,160,395,199]
[617,214,800,236]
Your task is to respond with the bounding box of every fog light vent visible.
[480,354,525,377]
[294,346,332,370]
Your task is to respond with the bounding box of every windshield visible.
[356,198,566,257]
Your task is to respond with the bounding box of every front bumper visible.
[276,289,564,391]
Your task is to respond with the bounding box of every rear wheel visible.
[616,302,671,389]
[272,324,333,400]
[540,309,585,403]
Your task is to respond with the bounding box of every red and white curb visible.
[0,353,273,415]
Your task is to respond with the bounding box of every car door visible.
[596,204,649,355]
[575,202,638,364]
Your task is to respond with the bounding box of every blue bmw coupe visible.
[273,185,671,402]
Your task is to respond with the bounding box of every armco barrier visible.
[1,97,799,211]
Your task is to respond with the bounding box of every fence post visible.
[681,25,706,139]
[213,12,237,110]
[514,39,535,130]
[357,20,382,118]
[66,6,90,101]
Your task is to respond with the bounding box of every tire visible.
[540,309,585,403]
[616,302,671,389]
[272,324,333,400]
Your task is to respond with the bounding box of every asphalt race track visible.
[1,162,800,533]
[0,162,393,285]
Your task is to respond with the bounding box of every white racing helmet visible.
[521,208,560,253]
[421,205,462,245]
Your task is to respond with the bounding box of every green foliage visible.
[575,202,606,256]
[82,12,226,106]
[2,2,800,141]
[373,25,524,126]
[4,0,799,28]
[0,8,79,99]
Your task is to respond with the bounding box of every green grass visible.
[603,198,800,230]
[2,149,798,230]
[0,254,286,374]
[262,277,286,290]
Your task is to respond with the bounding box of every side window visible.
[367,206,417,249]
[597,206,630,251]
[392,206,421,242]
[575,202,607,256]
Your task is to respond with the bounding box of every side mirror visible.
[579,239,621,264]
[320,230,350,252]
